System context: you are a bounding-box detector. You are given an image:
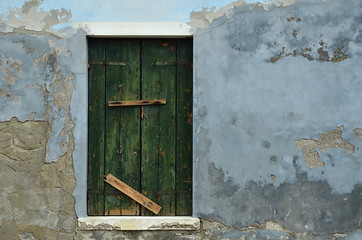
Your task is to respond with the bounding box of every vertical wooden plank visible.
[89,38,192,216]
[119,39,141,215]
[141,39,161,215]
[88,38,105,215]
[157,39,177,215]
[176,38,193,215]
[104,39,122,215]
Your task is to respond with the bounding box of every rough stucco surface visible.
[193,0,362,237]
[0,118,77,239]
[0,0,77,163]
[0,0,362,239]
[0,1,79,239]
[295,125,355,168]
[76,220,362,240]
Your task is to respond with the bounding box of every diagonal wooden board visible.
[104,173,162,215]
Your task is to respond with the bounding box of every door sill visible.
[78,216,200,231]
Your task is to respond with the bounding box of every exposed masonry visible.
[192,0,362,190]
[78,217,200,231]
[33,44,75,163]
[0,118,76,239]
[354,128,362,138]
[0,0,361,239]
[0,0,75,163]
[191,0,362,237]
[295,126,355,168]
[229,14,354,64]
[189,0,298,30]
[195,161,362,234]
[189,0,361,67]
[75,219,362,240]
[0,0,71,39]
[270,44,349,63]
[0,57,22,85]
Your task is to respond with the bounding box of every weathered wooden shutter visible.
[88,38,193,216]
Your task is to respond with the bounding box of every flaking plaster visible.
[0,0,361,239]
[295,126,355,168]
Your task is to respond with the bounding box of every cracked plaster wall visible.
[192,0,362,237]
[0,0,362,239]
[0,118,76,239]
[0,0,78,164]
[0,0,83,239]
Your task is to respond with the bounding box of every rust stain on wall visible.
[295,126,355,168]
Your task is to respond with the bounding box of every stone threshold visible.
[78,216,200,231]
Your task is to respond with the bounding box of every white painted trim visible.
[78,216,200,231]
[73,22,192,37]
[72,23,197,229]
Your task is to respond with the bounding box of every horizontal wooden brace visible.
[108,99,166,107]
[89,60,127,66]
[104,174,162,215]
[154,61,191,66]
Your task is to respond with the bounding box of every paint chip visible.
[353,128,362,138]
[295,125,355,168]
[269,174,276,183]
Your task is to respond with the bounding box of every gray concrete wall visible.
[0,0,361,239]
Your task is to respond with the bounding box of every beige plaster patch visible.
[0,87,12,98]
[1,58,22,85]
[0,0,71,38]
[188,0,299,30]
[353,128,362,138]
[269,174,276,183]
[0,117,77,238]
[189,0,248,29]
[32,46,75,163]
[295,125,355,168]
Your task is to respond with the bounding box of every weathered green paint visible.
[88,38,105,215]
[119,40,141,215]
[141,40,161,216]
[104,39,122,215]
[157,39,176,215]
[176,39,193,215]
[88,38,192,216]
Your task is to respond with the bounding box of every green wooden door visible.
[88,38,193,216]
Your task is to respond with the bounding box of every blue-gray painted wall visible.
[0,0,361,239]
[193,0,362,235]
